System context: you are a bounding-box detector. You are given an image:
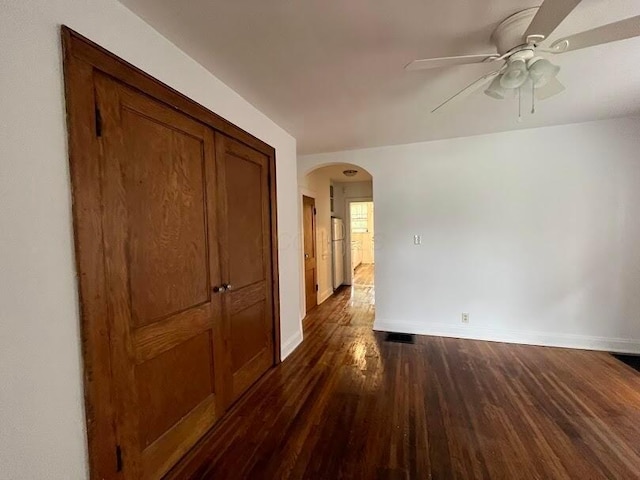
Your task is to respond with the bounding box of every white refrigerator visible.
[331,218,345,289]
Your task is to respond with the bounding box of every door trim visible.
[61,26,281,479]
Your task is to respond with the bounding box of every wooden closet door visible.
[215,133,275,403]
[302,195,317,312]
[94,74,225,479]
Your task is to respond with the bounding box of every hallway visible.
[171,273,640,479]
[350,263,375,310]
[353,263,374,286]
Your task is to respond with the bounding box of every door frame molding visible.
[61,26,281,479]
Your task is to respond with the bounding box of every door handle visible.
[212,285,226,293]
[305,253,310,259]
[223,283,232,291]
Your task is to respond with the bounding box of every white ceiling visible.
[120,0,640,154]
[314,164,373,184]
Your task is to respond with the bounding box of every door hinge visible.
[313,207,317,215]
[95,104,103,137]
[315,284,319,292]
[115,444,123,472]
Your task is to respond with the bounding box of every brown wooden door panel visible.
[305,269,316,311]
[123,113,210,326]
[302,195,317,312]
[95,73,224,480]
[225,157,265,289]
[215,133,275,404]
[135,333,214,448]
[141,395,217,477]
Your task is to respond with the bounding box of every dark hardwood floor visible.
[169,263,640,479]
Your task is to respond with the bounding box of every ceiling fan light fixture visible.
[527,57,560,87]
[484,75,506,99]
[500,59,529,89]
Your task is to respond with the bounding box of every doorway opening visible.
[349,201,374,292]
[299,163,374,320]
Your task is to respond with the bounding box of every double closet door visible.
[94,73,275,479]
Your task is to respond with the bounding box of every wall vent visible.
[611,353,640,372]
[385,333,415,344]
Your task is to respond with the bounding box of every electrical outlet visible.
[413,234,422,245]
[462,313,470,324]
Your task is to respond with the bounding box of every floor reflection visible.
[350,264,375,307]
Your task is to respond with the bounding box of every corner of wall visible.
[318,288,333,305]
[281,328,304,360]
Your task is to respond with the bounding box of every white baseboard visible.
[373,320,640,354]
[281,329,304,360]
[318,289,333,305]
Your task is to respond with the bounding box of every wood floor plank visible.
[168,264,640,479]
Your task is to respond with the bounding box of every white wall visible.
[299,169,333,309]
[0,1,301,478]
[300,117,640,354]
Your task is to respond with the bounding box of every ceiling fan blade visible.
[405,54,499,71]
[548,15,640,53]
[535,77,566,100]
[431,71,501,113]
[524,0,582,41]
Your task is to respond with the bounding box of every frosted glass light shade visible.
[484,75,506,99]
[500,59,528,89]
[528,58,560,87]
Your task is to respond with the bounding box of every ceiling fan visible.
[405,0,640,115]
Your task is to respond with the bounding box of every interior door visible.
[215,133,275,403]
[94,73,225,479]
[302,195,317,313]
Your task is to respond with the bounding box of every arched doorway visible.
[298,162,375,321]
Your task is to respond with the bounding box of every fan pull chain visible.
[531,81,536,114]
[517,87,522,123]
